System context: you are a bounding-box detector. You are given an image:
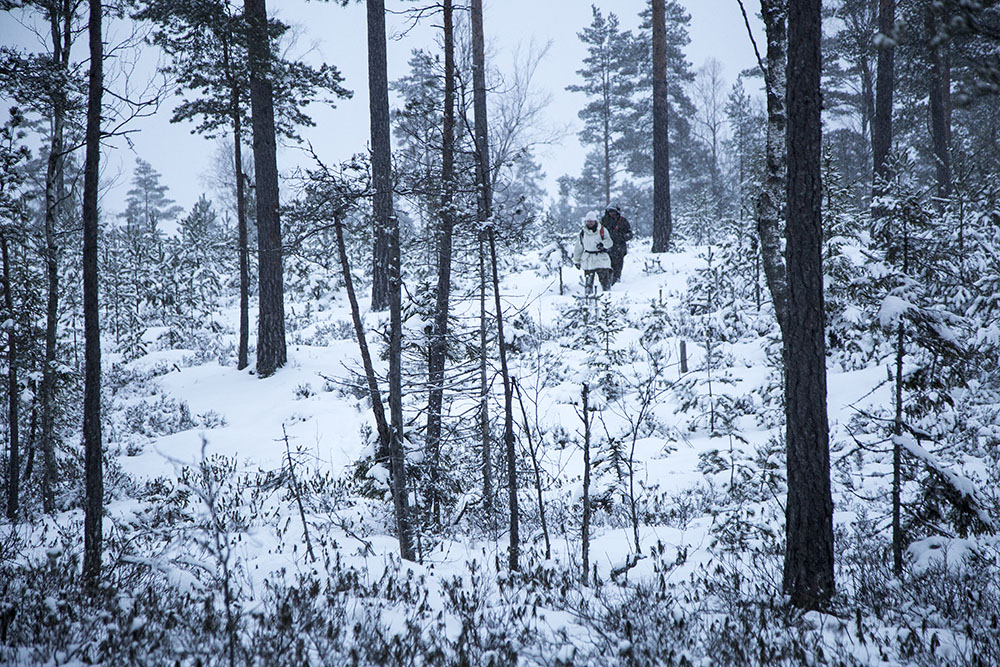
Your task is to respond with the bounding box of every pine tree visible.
[244,0,286,377]
[138,0,350,371]
[166,196,226,347]
[566,7,642,207]
[0,108,32,520]
[0,0,85,515]
[823,0,878,190]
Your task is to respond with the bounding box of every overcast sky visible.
[1,0,763,217]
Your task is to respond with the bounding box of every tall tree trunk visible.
[478,235,492,517]
[651,0,673,253]
[82,0,104,587]
[873,0,895,189]
[387,208,414,561]
[580,383,591,585]
[425,0,456,525]
[245,0,286,378]
[334,216,413,560]
[757,0,790,338]
[40,0,72,515]
[472,0,493,520]
[234,125,250,371]
[226,35,250,372]
[603,85,611,208]
[488,229,518,571]
[926,5,951,200]
[2,233,18,520]
[783,0,834,610]
[368,0,392,312]
[472,0,517,570]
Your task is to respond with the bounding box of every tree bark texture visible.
[334,216,413,560]
[245,0,287,377]
[368,0,392,312]
[757,0,790,338]
[873,0,895,188]
[2,233,18,520]
[83,0,104,587]
[783,0,835,610]
[425,0,456,525]
[651,0,673,253]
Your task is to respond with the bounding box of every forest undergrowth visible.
[3,188,1000,664]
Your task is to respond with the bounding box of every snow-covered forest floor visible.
[3,239,999,666]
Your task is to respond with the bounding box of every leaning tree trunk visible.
[82,0,104,587]
[2,233,18,520]
[245,0,286,378]
[757,0,790,338]
[425,0,456,525]
[873,0,894,190]
[334,216,414,561]
[783,0,835,610]
[368,0,392,312]
[651,0,673,253]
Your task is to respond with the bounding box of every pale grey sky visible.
[1,0,763,216]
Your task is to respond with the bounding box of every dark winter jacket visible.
[601,212,633,254]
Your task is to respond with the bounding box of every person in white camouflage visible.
[573,211,614,295]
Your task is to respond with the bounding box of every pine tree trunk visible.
[245,0,286,378]
[651,0,673,253]
[892,222,908,575]
[82,0,104,586]
[926,5,951,200]
[603,81,611,208]
[488,229,518,571]
[472,0,517,569]
[2,233,18,520]
[368,0,392,312]
[478,235,492,517]
[757,0,790,338]
[783,0,834,610]
[388,210,416,561]
[581,383,591,585]
[425,0,456,525]
[40,0,71,515]
[334,216,413,560]
[873,0,894,188]
[229,57,250,371]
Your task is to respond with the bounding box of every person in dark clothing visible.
[601,205,633,285]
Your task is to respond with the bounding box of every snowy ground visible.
[107,241,892,595]
[5,240,997,665]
